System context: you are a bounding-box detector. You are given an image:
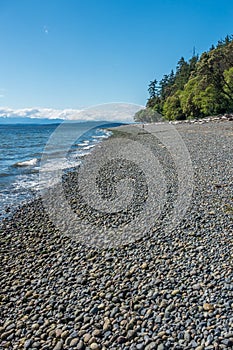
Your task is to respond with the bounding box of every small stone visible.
[92,329,102,337]
[24,339,32,349]
[127,329,137,340]
[61,330,69,339]
[171,289,180,296]
[184,331,191,342]
[70,338,79,347]
[205,334,214,346]
[126,267,136,276]
[55,329,63,338]
[157,344,165,350]
[83,333,91,343]
[90,306,99,315]
[76,340,85,350]
[70,331,78,338]
[117,336,127,344]
[165,303,175,312]
[3,320,13,329]
[90,343,100,350]
[31,323,40,330]
[193,283,201,290]
[5,323,15,331]
[224,333,233,338]
[189,339,198,347]
[221,339,231,346]
[21,316,29,322]
[105,293,112,300]
[157,331,166,337]
[103,320,111,331]
[25,290,33,298]
[49,329,56,337]
[110,306,119,318]
[104,330,112,339]
[141,262,148,269]
[89,336,98,344]
[53,340,63,350]
[203,303,214,311]
[105,280,112,288]
[133,303,141,311]
[1,331,13,340]
[2,341,11,348]
[126,318,136,330]
[145,342,157,350]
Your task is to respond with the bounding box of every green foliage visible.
[163,91,184,120]
[148,79,159,99]
[174,57,191,91]
[197,85,219,116]
[223,67,233,110]
[135,35,233,122]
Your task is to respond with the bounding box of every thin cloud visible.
[0,105,141,122]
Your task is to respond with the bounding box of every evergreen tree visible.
[174,57,190,91]
[148,79,158,99]
[135,35,233,122]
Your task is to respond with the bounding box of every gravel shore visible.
[0,121,233,350]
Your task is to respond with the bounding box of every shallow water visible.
[0,121,117,218]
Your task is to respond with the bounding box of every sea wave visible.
[82,144,96,150]
[1,123,113,219]
[13,158,38,167]
[0,172,10,178]
[76,140,90,146]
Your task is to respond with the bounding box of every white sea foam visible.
[1,124,113,219]
[14,158,38,167]
[94,135,107,139]
[82,145,96,150]
[73,150,91,158]
[77,140,90,146]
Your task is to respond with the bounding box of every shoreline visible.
[0,124,114,222]
[1,120,233,349]
[170,112,233,124]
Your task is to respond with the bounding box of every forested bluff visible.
[134,35,233,122]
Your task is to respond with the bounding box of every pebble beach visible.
[0,120,233,350]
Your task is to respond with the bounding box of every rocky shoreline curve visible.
[1,120,233,350]
[170,113,233,125]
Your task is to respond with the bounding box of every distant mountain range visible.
[0,117,64,124]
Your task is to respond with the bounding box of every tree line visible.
[134,35,233,122]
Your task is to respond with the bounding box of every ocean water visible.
[0,121,117,219]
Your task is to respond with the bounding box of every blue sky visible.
[0,0,233,112]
